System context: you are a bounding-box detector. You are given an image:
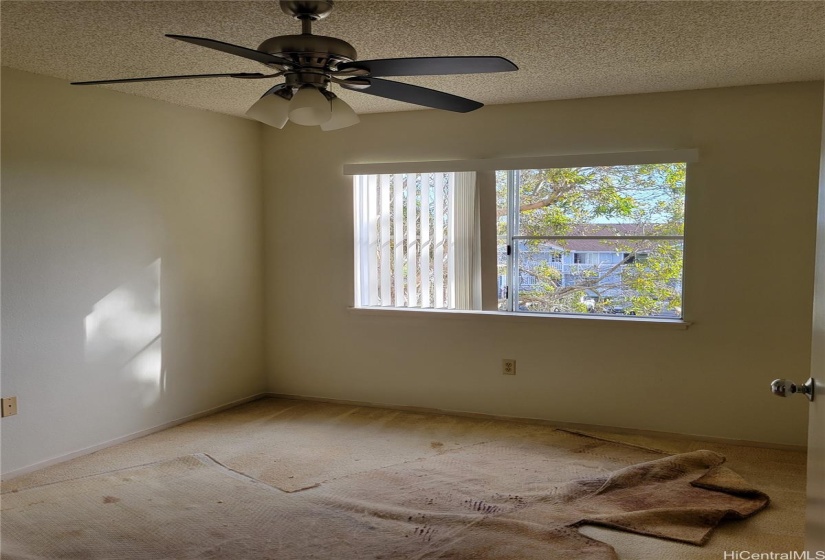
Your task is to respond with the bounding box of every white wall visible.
[262,82,823,446]
[1,72,820,475]
[1,68,266,474]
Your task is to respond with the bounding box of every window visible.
[352,153,689,321]
[623,252,648,264]
[353,172,478,309]
[497,163,685,317]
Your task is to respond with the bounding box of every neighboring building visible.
[497,224,683,313]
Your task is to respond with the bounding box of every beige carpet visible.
[0,399,667,495]
[0,397,806,559]
[2,440,767,559]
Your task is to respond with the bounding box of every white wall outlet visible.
[1,396,18,417]
[502,359,516,375]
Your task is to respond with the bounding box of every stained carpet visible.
[1,407,773,560]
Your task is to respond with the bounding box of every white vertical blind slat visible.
[393,174,405,306]
[420,174,431,308]
[366,174,379,306]
[447,172,456,309]
[353,177,362,305]
[353,176,366,306]
[452,172,477,310]
[379,174,391,306]
[406,173,419,308]
[434,173,445,308]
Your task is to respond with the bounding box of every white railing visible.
[520,261,620,275]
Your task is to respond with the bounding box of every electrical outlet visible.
[1,396,18,417]
[502,359,516,375]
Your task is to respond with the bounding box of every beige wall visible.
[263,81,823,446]
[1,68,266,474]
[1,71,820,477]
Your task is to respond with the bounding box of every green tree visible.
[497,163,685,316]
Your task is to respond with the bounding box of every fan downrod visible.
[280,1,335,21]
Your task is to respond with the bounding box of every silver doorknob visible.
[770,378,815,401]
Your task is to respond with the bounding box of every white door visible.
[807,88,825,553]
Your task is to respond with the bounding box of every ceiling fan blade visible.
[71,73,268,85]
[346,78,483,113]
[166,35,293,68]
[337,56,517,77]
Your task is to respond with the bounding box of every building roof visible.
[533,224,680,253]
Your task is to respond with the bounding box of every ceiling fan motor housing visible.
[258,34,357,89]
[267,0,361,89]
[258,34,356,69]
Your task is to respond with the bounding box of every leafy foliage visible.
[497,163,686,317]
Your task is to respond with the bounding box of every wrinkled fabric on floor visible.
[1,431,768,560]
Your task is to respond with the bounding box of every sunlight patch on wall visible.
[85,259,163,405]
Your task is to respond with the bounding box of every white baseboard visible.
[265,392,807,452]
[1,393,268,481]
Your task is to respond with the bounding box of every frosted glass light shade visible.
[321,97,360,131]
[245,92,291,129]
[289,86,332,126]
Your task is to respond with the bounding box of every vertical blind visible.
[354,172,477,309]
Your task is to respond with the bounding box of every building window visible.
[497,163,686,317]
[353,156,688,320]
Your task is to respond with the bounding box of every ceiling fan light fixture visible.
[288,85,332,126]
[245,88,293,129]
[321,95,360,131]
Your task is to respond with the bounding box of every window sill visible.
[347,307,691,329]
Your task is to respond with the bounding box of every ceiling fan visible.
[72,0,518,131]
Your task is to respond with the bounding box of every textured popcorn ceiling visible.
[2,1,823,118]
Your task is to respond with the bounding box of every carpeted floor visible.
[0,397,807,559]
